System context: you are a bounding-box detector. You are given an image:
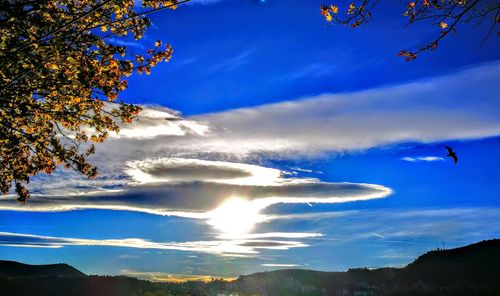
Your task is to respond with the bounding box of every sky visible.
[1,0,500,281]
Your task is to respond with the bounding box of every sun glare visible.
[207,197,265,235]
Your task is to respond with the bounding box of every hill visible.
[231,239,500,295]
[0,239,499,295]
[402,238,500,283]
[0,260,86,279]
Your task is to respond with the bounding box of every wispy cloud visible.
[111,106,209,139]
[264,207,500,268]
[261,263,302,267]
[370,232,386,239]
[313,207,500,244]
[216,232,324,240]
[172,56,201,67]
[286,166,323,174]
[0,178,390,235]
[108,38,146,49]
[401,156,445,162]
[125,157,282,186]
[1,62,499,244]
[206,50,253,73]
[0,231,317,256]
[276,63,336,81]
[195,61,500,156]
[187,0,226,5]
[118,254,142,259]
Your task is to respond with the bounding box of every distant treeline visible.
[1,239,499,296]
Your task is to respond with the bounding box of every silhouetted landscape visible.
[2,1,499,295]
[1,239,499,296]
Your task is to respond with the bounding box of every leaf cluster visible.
[0,0,183,201]
[321,0,499,60]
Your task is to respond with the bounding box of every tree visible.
[321,0,499,61]
[0,0,190,202]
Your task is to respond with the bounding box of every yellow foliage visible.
[348,3,356,14]
[0,0,178,202]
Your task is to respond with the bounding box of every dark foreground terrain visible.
[1,239,499,296]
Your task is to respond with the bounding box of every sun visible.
[206,197,265,235]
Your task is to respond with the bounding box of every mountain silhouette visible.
[0,239,499,295]
[402,239,500,283]
[231,239,500,295]
[0,260,85,279]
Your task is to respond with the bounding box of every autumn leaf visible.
[321,0,497,59]
[321,5,333,22]
[0,0,178,201]
[348,3,356,14]
[398,50,417,62]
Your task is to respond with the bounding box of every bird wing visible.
[445,146,453,154]
[451,154,458,164]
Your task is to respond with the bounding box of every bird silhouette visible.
[445,146,458,164]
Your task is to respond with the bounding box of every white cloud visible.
[312,207,500,244]
[61,62,497,173]
[276,63,336,81]
[3,62,499,244]
[88,62,500,174]
[370,232,386,239]
[193,62,500,156]
[401,156,445,162]
[1,154,390,237]
[108,38,145,49]
[0,231,315,256]
[125,158,283,186]
[0,176,390,234]
[187,0,225,5]
[261,263,302,267]
[0,151,386,257]
[111,106,209,139]
[206,50,253,73]
[216,232,324,240]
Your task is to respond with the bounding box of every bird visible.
[445,146,458,164]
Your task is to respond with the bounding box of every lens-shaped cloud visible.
[0,174,391,215]
[13,62,497,201]
[0,231,315,256]
[111,106,209,139]
[5,61,497,238]
[401,156,445,162]
[125,158,283,186]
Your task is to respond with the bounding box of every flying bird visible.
[445,146,458,164]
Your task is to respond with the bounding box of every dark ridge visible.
[230,239,500,295]
[402,239,500,283]
[0,260,86,279]
[0,239,499,295]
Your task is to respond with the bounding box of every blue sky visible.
[1,0,500,281]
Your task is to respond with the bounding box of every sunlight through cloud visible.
[206,197,266,235]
